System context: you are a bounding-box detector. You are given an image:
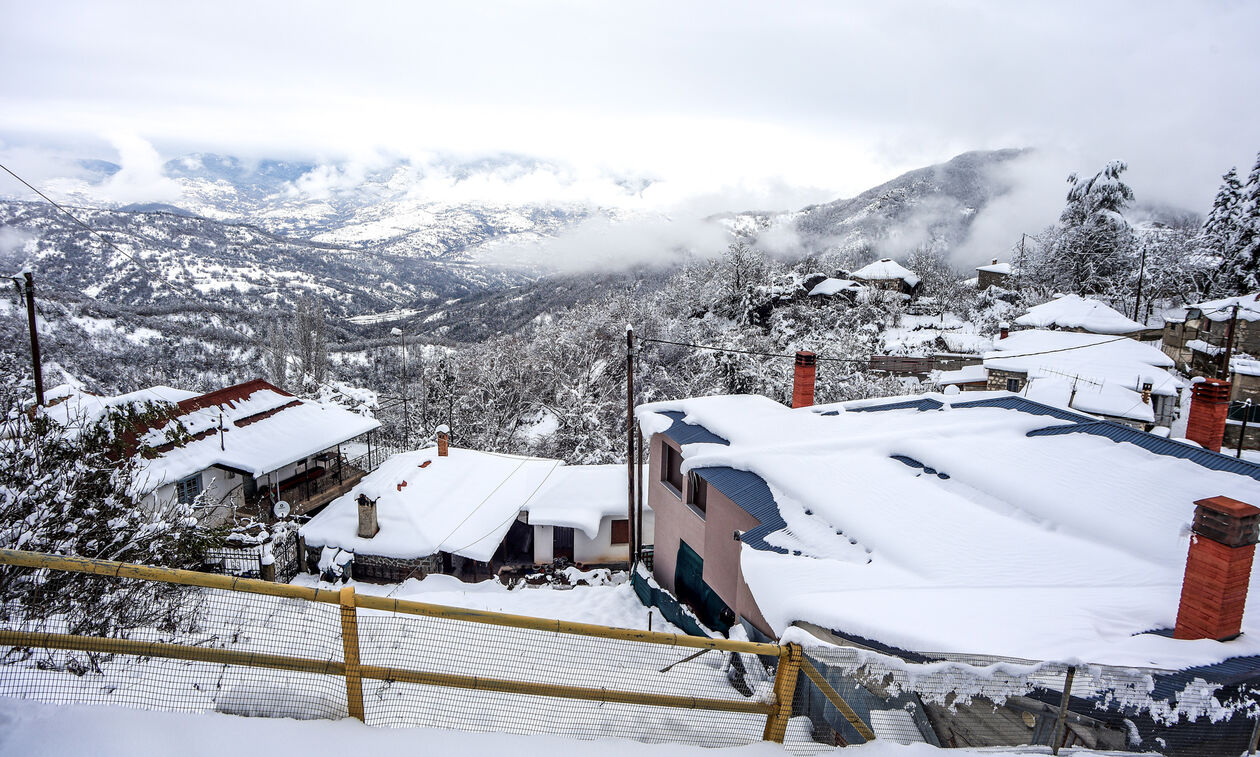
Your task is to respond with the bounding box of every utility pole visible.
[626,326,637,570]
[1221,304,1241,382]
[16,271,44,406]
[1132,240,1148,322]
[392,327,410,448]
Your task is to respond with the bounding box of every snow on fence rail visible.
[0,549,804,749]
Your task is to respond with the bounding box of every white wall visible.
[531,509,655,567]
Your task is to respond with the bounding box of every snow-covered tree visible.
[0,361,224,641]
[1050,161,1137,294]
[293,294,328,386]
[1202,167,1249,296]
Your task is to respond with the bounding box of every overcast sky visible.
[1,0,1258,214]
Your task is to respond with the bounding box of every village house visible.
[43,378,380,528]
[1161,293,1260,381]
[1012,294,1148,337]
[636,374,1260,751]
[299,432,650,582]
[974,258,1012,290]
[934,329,1182,429]
[848,258,921,298]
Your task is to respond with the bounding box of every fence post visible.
[339,586,366,722]
[1051,665,1076,755]
[763,642,803,743]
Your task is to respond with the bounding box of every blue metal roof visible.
[848,398,945,413]
[657,410,730,446]
[690,465,788,553]
[950,395,1092,423]
[1028,421,1260,483]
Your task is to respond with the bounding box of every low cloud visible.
[93,133,183,204]
[482,212,731,273]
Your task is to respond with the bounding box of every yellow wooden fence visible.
[0,548,872,743]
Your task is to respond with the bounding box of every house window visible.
[610,519,629,545]
[662,444,683,495]
[1005,377,1021,393]
[687,471,708,519]
[175,474,203,505]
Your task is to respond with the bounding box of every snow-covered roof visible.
[42,384,198,428]
[636,392,1260,668]
[1187,339,1224,356]
[525,464,629,538]
[136,380,380,491]
[985,330,1182,422]
[807,278,862,297]
[932,364,988,385]
[1233,358,1260,378]
[849,259,921,287]
[1191,293,1260,323]
[975,262,1011,274]
[1014,294,1144,335]
[301,448,562,562]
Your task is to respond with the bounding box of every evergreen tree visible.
[1203,167,1248,295]
[1050,161,1137,294]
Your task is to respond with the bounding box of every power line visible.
[642,334,1142,364]
[639,337,868,363]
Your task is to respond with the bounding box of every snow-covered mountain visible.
[50,154,602,266]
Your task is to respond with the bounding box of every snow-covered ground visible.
[0,697,1142,757]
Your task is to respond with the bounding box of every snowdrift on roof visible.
[849,259,920,287]
[636,392,1260,669]
[1014,294,1143,335]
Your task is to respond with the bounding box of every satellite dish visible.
[273,500,291,520]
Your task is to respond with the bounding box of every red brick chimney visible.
[1174,496,1260,641]
[999,322,1009,340]
[436,425,450,457]
[1186,379,1231,452]
[792,351,817,408]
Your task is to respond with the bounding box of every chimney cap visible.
[435,424,450,434]
[1194,495,1260,520]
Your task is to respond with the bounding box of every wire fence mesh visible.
[0,550,805,750]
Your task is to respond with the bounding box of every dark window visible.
[610,519,629,545]
[662,444,683,495]
[687,471,708,516]
[1005,377,1021,393]
[175,474,202,504]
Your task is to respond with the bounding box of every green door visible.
[674,541,732,631]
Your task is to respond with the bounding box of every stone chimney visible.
[1186,379,1231,453]
[436,424,450,457]
[792,351,817,408]
[1174,496,1260,641]
[991,258,999,266]
[999,322,1010,340]
[1141,382,1153,405]
[356,493,379,539]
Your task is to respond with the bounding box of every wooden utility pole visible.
[636,425,644,567]
[1132,240,1148,322]
[626,327,637,569]
[393,327,410,448]
[19,271,44,406]
[1221,304,1241,382]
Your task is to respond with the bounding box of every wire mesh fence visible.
[0,549,806,750]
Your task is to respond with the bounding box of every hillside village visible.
[2,5,1260,750]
